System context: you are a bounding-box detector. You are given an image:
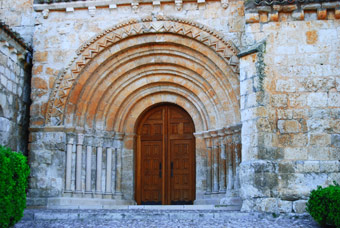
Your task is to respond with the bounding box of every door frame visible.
[134,103,196,205]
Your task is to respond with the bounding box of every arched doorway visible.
[135,104,195,205]
[37,17,242,208]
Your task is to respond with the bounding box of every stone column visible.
[85,136,93,194]
[193,132,206,203]
[210,130,219,193]
[233,130,241,192]
[114,132,124,198]
[203,131,212,194]
[218,128,226,193]
[226,134,234,192]
[220,126,242,206]
[95,137,103,195]
[105,145,113,197]
[65,137,74,193]
[233,141,239,191]
[75,134,84,193]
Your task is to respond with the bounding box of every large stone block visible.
[319,161,340,173]
[307,93,328,108]
[240,161,278,199]
[278,120,300,133]
[293,200,307,213]
[276,79,296,93]
[331,134,340,147]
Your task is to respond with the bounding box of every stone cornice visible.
[249,0,339,6]
[0,21,32,54]
[34,0,224,12]
[245,0,340,23]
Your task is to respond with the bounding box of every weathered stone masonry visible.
[239,0,340,213]
[0,0,339,212]
[0,21,32,154]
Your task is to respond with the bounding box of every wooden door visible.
[136,104,195,205]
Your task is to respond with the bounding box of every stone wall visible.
[0,0,35,45]
[28,0,245,206]
[25,0,340,211]
[0,23,32,154]
[30,0,244,128]
[239,2,340,213]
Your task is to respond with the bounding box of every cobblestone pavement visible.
[15,209,320,228]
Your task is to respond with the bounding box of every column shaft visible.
[206,146,212,193]
[212,142,219,193]
[227,143,234,191]
[106,148,112,193]
[234,143,240,190]
[115,147,122,195]
[76,135,84,192]
[85,145,92,192]
[96,146,103,193]
[65,138,73,192]
[219,143,226,193]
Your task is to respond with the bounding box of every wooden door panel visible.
[170,139,194,204]
[141,141,162,205]
[137,104,195,205]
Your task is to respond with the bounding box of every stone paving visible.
[15,209,320,228]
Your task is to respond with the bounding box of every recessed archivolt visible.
[67,49,230,128]
[64,43,237,130]
[46,16,240,131]
[79,72,215,130]
[112,83,211,131]
[121,92,205,133]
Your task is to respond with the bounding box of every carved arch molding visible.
[45,15,240,133]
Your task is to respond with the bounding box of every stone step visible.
[22,206,242,221]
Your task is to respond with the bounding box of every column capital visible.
[77,134,84,145]
[209,130,218,138]
[203,131,212,148]
[193,131,205,138]
[67,137,74,145]
[115,132,125,140]
[95,136,104,147]
[217,128,225,137]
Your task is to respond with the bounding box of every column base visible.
[220,190,242,206]
[93,192,103,198]
[114,192,123,199]
[84,191,93,198]
[103,193,113,199]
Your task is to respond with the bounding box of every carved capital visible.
[131,2,139,13]
[175,0,183,11]
[42,9,49,19]
[221,0,229,9]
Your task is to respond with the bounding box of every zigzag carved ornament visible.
[45,15,240,126]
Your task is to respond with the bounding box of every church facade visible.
[1,0,339,212]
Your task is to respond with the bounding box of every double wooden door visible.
[136,104,195,205]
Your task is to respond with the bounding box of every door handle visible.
[171,162,173,177]
[159,162,162,178]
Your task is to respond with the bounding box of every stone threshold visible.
[36,197,242,210]
[22,207,243,222]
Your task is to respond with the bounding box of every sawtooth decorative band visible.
[45,16,240,133]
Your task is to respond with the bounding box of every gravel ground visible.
[14,209,320,228]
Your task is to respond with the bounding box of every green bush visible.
[306,181,340,227]
[0,145,30,228]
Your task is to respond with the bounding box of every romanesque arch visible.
[45,16,242,205]
[45,15,240,129]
